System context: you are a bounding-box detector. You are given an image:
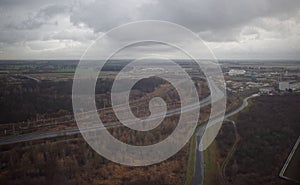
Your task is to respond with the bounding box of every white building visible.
[290,82,300,91]
[259,87,275,94]
[228,69,246,76]
[279,82,290,91]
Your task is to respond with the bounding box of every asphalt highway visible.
[0,94,214,146]
[192,93,258,185]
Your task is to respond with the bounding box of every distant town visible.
[0,60,299,185]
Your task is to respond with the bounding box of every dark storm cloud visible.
[0,0,299,59]
[69,0,300,33]
[7,4,69,30]
[69,0,137,32]
[142,0,300,31]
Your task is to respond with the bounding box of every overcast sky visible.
[0,0,300,60]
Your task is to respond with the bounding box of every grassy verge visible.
[225,98,243,115]
[229,96,254,122]
[183,134,197,185]
[184,118,209,185]
[203,141,220,185]
[184,95,256,185]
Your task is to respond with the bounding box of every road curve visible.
[0,94,215,146]
[192,93,259,185]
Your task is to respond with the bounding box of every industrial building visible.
[279,82,290,91]
[228,69,246,76]
[259,87,275,95]
[279,81,300,91]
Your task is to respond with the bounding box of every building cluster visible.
[228,69,246,76]
[224,65,300,95]
[279,81,300,91]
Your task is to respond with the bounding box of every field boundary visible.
[279,136,300,183]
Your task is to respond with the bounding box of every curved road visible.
[0,93,215,146]
[192,93,259,185]
[0,85,258,185]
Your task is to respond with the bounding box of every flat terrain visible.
[282,137,300,183]
[226,94,300,185]
[0,61,210,185]
[205,94,300,185]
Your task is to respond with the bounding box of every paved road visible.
[21,74,41,83]
[193,126,205,185]
[192,93,259,185]
[0,79,227,185]
[0,83,255,185]
[0,91,218,146]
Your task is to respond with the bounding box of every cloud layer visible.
[0,0,299,59]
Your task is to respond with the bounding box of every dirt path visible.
[220,119,240,183]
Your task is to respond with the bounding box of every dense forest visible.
[224,95,300,185]
[0,76,166,123]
